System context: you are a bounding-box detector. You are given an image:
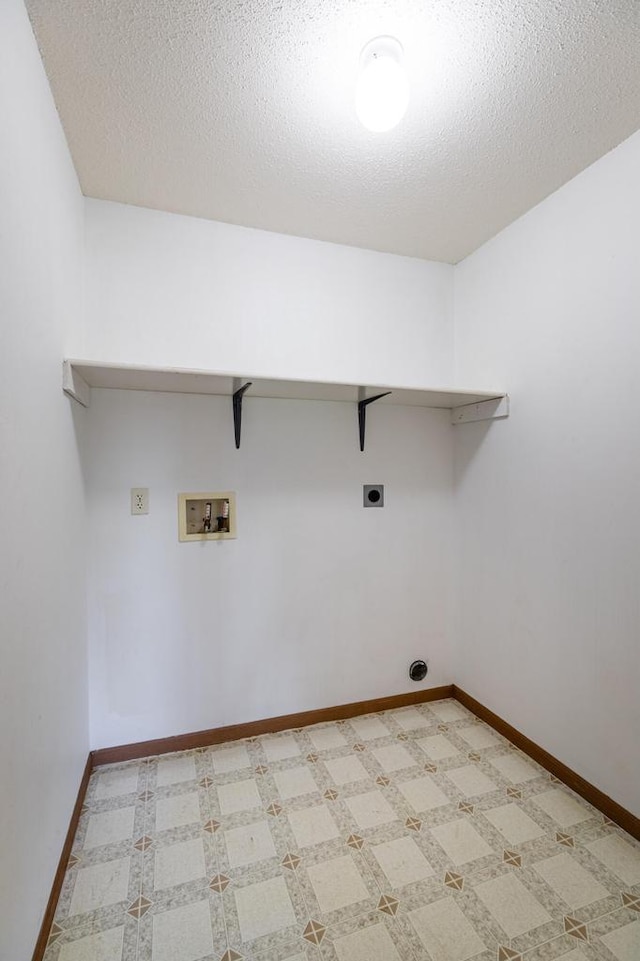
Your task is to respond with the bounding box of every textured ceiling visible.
[26,0,640,263]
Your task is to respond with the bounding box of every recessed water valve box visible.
[178,492,236,542]
[363,484,384,507]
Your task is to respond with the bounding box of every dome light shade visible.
[355,36,409,133]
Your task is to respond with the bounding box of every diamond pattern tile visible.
[209,873,231,892]
[302,919,326,944]
[503,849,522,867]
[43,698,640,961]
[498,948,521,961]
[622,892,640,912]
[127,895,153,918]
[134,835,153,851]
[281,852,301,870]
[377,893,399,915]
[346,833,365,850]
[557,832,575,847]
[565,915,589,941]
[48,922,63,944]
[443,871,464,891]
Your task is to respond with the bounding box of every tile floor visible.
[44,699,640,961]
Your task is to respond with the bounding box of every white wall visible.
[81,197,457,750]
[0,1,88,957]
[85,389,453,748]
[83,198,454,388]
[454,131,640,816]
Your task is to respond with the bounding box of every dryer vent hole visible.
[409,660,428,682]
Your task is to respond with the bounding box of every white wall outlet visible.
[131,488,149,515]
[363,484,384,507]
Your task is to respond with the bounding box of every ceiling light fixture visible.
[355,36,409,133]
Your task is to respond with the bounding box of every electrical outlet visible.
[131,488,149,515]
[363,484,384,507]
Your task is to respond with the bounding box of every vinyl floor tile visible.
[474,872,552,938]
[224,819,277,867]
[68,857,131,916]
[307,726,347,751]
[391,708,431,730]
[94,769,139,800]
[349,715,390,740]
[371,835,435,888]
[532,788,594,827]
[287,804,340,848]
[344,789,398,829]
[483,802,545,844]
[489,753,541,784]
[457,725,500,750]
[273,765,318,799]
[155,792,200,832]
[156,754,196,787]
[211,743,251,774]
[429,701,469,722]
[371,744,417,773]
[57,926,124,961]
[44,698,640,961]
[418,734,461,760]
[307,854,369,912]
[397,774,451,812]
[533,852,610,908]
[234,875,296,941]
[151,900,213,961]
[153,837,206,890]
[260,735,301,762]
[445,765,497,797]
[83,806,136,849]
[217,777,262,814]
[431,818,493,865]
[323,755,369,786]
[409,897,486,961]
[333,921,402,961]
[586,834,640,885]
[600,919,640,961]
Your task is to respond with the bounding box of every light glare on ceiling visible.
[355,36,409,133]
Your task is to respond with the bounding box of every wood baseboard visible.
[91,685,455,766]
[452,686,640,841]
[91,686,640,840]
[31,753,93,961]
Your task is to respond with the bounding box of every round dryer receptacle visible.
[409,660,428,682]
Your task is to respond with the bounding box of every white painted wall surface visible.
[83,199,454,388]
[0,1,88,956]
[85,389,453,748]
[454,131,640,816]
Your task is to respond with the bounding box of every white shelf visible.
[63,360,507,413]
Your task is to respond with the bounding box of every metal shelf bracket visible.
[232,380,252,448]
[358,389,392,451]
